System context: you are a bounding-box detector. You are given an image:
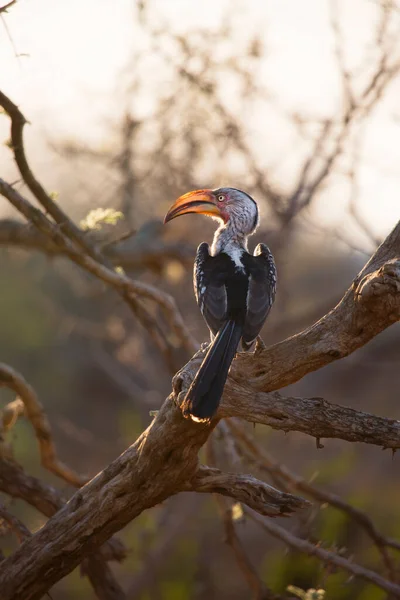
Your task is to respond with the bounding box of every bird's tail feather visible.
[184,320,242,422]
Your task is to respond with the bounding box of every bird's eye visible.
[217,195,225,202]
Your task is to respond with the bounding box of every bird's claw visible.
[255,336,266,354]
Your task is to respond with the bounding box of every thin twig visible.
[0,176,197,356]
[248,509,400,598]
[228,420,399,580]
[0,363,87,487]
[0,90,197,358]
[205,438,270,600]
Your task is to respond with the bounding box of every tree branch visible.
[0,363,87,487]
[0,90,108,264]
[228,420,399,580]
[0,88,197,361]
[220,388,400,448]
[204,437,281,600]
[187,465,309,517]
[0,177,197,355]
[0,458,127,599]
[0,218,192,270]
[248,510,400,598]
[232,222,400,390]
[0,1,16,15]
[0,457,127,563]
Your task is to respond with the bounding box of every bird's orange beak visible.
[164,189,222,224]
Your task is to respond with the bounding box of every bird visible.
[164,187,276,423]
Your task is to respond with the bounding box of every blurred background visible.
[0,0,400,598]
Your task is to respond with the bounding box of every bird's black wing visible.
[194,242,228,337]
[242,243,276,349]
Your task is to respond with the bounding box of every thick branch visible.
[0,397,210,600]
[173,345,400,448]
[0,458,127,598]
[0,457,127,562]
[187,465,309,517]
[220,388,400,448]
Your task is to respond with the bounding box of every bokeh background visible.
[1,0,400,598]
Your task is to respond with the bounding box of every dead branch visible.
[126,497,200,599]
[228,420,399,580]
[0,176,197,356]
[220,388,400,448]
[0,89,197,359]
[187,465,309,517]
[0,218,192,270]
[0,363,87,487]
[82,555,126,600]
[0,1,16,14]
[0,501,30,543]
[205,436,271,600]
[0,457,127,563]
[0,457,127,598]
[213,496,270,600]
[0,90,108,264]
[248,510,400,598]
[231,224,400,389]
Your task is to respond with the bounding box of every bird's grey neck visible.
[211,222,248,256]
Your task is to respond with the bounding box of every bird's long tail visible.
[183,320,242,422]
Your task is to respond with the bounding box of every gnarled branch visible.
[187,464,309,517]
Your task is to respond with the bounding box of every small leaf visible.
[49,191,59,201]
[80,208,124,231]
[286,586,325,600]
[231,502,244,521]
[306,590,325,600]
[287,586,306,599]
[115,265,125,275]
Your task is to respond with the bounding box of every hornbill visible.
[164,187,276,422]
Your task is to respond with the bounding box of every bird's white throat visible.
[211,222,248,272]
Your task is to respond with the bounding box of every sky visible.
[1,0,400,243]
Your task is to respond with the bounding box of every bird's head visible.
[164,187,259,236]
